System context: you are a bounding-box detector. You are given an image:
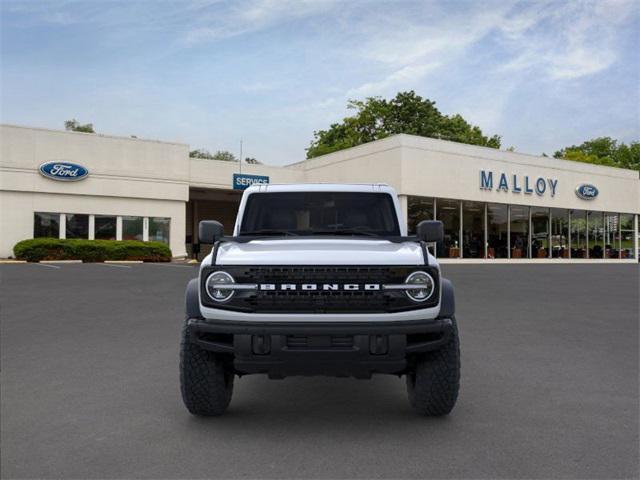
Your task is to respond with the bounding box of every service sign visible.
[233,173,269,190]
[575,184,598,200]
[39,161,89,182]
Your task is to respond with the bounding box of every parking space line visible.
[96,263,132,269]
[35,263,61,269]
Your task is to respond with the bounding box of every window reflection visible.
[551,209,570,258]
[487,203,508,259]
[436,199,460,258]
[66,214,89,239]
[571,210,587,258]
[462,201,484,258]
[510,206,529,259]
[95,215,117,240]
[122,216,143,241]
[620,214,636,259]
[588,211,604,258]
[603,213,619,259]
[407,196,434,234]
[149,217,170,244]
[531,207,550,258]
[34,212,59,238]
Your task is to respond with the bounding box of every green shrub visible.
[13,238,172,262]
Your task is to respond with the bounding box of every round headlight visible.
[405,271,435,302]
[205,271,235,302]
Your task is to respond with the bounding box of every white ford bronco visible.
[181,184,460,416]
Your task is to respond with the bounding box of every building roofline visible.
[0,123,189,147]
[289,133,639,179]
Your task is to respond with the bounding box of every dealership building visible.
[1,123,638,262]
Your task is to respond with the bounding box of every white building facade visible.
[1,124,638,262]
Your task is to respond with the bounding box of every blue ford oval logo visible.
[39,161,89,182]
[575,184,598,200]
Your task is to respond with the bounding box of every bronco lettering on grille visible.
[259,283,381,291]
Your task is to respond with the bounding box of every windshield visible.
[239,192,400,237]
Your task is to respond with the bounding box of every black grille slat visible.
[286,335,354,349]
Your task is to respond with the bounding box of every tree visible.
[189,149,215,159]
[212,150,237,162]
[245,157,261,164]
[189,149,238,162]
[306,91,501,158]
[64,119,94,133]
[554,137,640,172]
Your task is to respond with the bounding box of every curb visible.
[40,260,83,264]
[0,259,27,264]
[437,258,639,264]
[104,260,144,264]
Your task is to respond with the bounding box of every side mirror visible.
[416,220,443,243]
[199,220,224,244]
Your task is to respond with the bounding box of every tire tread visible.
[407,316,460,416]
[180,320,233,416]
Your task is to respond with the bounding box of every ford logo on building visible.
[39,161,89,182]
[575,184,598,200]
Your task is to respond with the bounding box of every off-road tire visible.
[406,316,460,416]
[180,320,234,416]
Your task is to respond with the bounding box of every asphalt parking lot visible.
[1,263,638,479]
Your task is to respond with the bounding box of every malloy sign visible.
[480,170,558,197]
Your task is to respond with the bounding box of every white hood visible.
[211,238,427,266]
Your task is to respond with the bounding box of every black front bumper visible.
[188,318,453,379]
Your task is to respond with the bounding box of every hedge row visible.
[13,238,172,262]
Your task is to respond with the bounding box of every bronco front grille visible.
[200,265,439,314]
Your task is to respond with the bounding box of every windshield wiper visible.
[310,228,381,238]
[240,229,299,236]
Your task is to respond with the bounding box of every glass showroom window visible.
[122,216,143,241]
[407,196,434,234]
[462,201,484,258]
[65,214,89,239]
[551,209,570,258]
[620,214,635,259]
[436,199,460,258]
[571,210,587,258]
[588,211,604,258]
[149,217,170,244]
[487,203,508,259]
[95,215,117,240]
[603,213,619,259]
[510,205,529,259]
[34,212,60,238]
[531,207,550,258]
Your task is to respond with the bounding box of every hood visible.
[212,238,427,266]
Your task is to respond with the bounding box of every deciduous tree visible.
[306,91,501,158]
[554,137,639,171]
[64,119,94,133]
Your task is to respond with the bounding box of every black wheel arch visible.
[185,277,202,319]
[438,277,455,318]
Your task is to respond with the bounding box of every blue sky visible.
[2,0,639,165]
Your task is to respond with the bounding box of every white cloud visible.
[347,63,440,97]
[183,0,341,44]
[499,0,637,80]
